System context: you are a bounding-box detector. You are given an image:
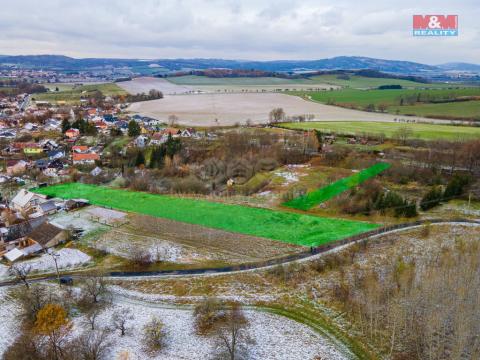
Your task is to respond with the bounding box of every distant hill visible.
[437,62,480,72]
[1,54,479,77]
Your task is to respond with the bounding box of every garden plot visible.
[0,288,21,358]
[35,183,379,247]
[49,208,109,235]
[85,206,127,226]
[21,248,91,273]
[91,228,200,263]
[68,299,348,360]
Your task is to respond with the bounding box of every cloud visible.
[0,0,478,64]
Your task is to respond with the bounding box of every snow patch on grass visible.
[70,297,347,360]
[23,248,91,273]
[0,288,21,357]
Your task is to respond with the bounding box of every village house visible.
[25,222,68,249]
[65,128,80,139]
[72,152,100,165]
[23,143,43,155]
[72,145,89,153]
[135,135,149,148]
[6,159,28,175]
[11,189,48,212]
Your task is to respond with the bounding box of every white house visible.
[11,190,48,212]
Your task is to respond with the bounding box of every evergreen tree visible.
[135,151,145,167]
[61,118,71,133]
[420,186,443,211]
[128,120,141,137]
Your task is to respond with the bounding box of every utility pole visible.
[47,249,61,284]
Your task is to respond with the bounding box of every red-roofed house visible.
[72,153,100,165]
[65,128,80,139]
[72,145,89,153]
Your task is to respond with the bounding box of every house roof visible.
[4,248,24,262]
[72,145,88,153]
[11,190,46,208]
[26,222,64,247]
[39,200,57,213]
[73,153,99,162]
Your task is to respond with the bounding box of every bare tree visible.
[74,329,111,360]
[394,125,413,146]
[111,308,133,336]
[168,114,179,127]
[83,307,102,331]
[214,303,251,360]
[268,108,285,124]
[82,274,109,305]
[9,263,32,288]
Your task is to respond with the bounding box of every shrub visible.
[143,317,165,354]
[443,174,471,200]
[420,186,443,211]
[193,297,225,335]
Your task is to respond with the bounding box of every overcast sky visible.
[0,0,478,64]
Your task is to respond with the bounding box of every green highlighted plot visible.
[33,183,379,247]
[283,163,391,211]
[279,121,480,142]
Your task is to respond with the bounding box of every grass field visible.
[307,75,452,89]
[291,87,480,120]
[34,83,127,104]
[33,183,379,247]
[279,121,480,141]
[388,101,480,119]
[283,163,391,211]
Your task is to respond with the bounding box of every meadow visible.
[283,163,391,210]
[306,74,452,89]
[292,87,480,119]
[279,121,480,141]
[34,83,127,104]
[33,183,379,247]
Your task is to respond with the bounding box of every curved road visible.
[1,218,478,287]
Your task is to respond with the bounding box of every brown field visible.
[128,92,444,126]
[92,213,303,265]
[117,77,193,95]
[117,76,337,95]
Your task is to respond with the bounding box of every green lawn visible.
[283,163,391,211]
[279,121,480,141]
[33,183,379,247]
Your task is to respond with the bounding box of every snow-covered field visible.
[22,248,91,273]
[0,283,348,360]
[0,288,20,358]
[69,299,348,360]
[0,264,9,278]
